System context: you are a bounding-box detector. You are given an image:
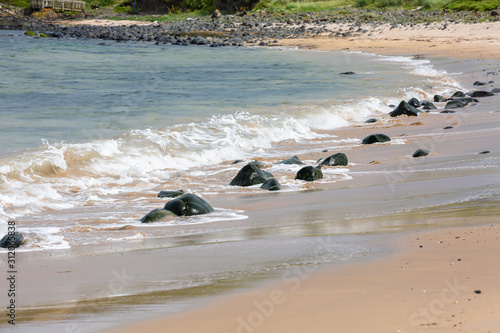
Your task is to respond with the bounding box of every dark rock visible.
[365,118,377,123]
[471,90,494,98]
[164,193,214,216]
[0,232,24,249]
[362,134,391,144]
[478,150,490,154]
[412,149,430,157]
[441,110,456,113]
[295,166,323,181]
[140,208,177,223]
[420,101,437,110]
[230,163,274,186]
[320,153,348,166]
[158,190,185,198]
[492,88,500,93]
[260,178,281,191]
[443,126,454,129]
[231,160,244,164]
[389,100,419,117]
[445,99,465,109]
[277,156,303,165]
[492,9,500,16]
[408,97,420,108]
[473,81,487,86]
[474,290,482,294]
[451,91,465,98]
[339,71,355,75]
[434,95,446,102]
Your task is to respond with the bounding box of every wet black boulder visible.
[260,178,281,191]
[295,166,323,181]
[451,91,465,98]
[277,156,303,165]
[0,232,25,249]
[365,118,377,123]
[362,134,391,144]
[420,101,437,110]
[412,149,430,158]
[408,98,420,108]
[158,190,185,198]
[434,95,446,102]
[389,100,419,117]
[164,193,214,216]
[140,208,177,223]
[445,99,466,109]
[320,153,348,166]
[230,163,274,187]
[471,90,494,98]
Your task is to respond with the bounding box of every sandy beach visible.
[1,16,499,333]
[103,21,500,333]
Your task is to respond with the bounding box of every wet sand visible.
[105,28,500,333]
[2,22,500,333]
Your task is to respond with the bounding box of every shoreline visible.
[106,27,500,333]
[108,222,500,333]
[1,16,500,333]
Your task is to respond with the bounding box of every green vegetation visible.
[1,0,30,8]
[1,0,499,15]
[354,0,499,10]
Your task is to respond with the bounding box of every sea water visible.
[0,30,463,251]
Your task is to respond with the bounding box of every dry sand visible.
[105,21,500,333]
[278,21,500,60]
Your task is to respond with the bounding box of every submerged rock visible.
[164,193,214,216]
[260,178,281,191]
[412,149,430,157]
[140,208,177,223]
[434,95,446,102]
[230,163,274,186]
[471,90,494,98]
[365,118,377,123]
[473,81,487,86]
[295,166,323,181]
[0,232,25,249]
[408,97,420,108]
[478,150,491,154]
[339,71,355,75]
[389,100,419,117]
[277,156,303,165]
[362,134,391,144]
[320,153,348,166]
[445,99,466,109]
[492,88,500,93]
[420,101,437,110]
[158,190,185,198]
[451,91,465,98]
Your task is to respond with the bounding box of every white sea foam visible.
[0,51,465,249]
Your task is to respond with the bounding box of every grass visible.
[354,0,500,10]
[1,0,498,15]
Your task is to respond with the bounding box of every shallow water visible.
[0,30,463,251]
